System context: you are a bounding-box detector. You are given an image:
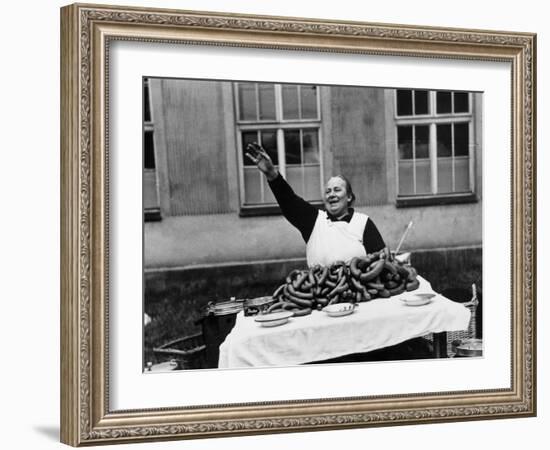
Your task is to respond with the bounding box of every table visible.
[218,277,471,368]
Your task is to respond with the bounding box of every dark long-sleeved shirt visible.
[268,173,386,254]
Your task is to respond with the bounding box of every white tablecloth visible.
[218,277,471,368]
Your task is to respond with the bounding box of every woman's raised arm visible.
[245,142,279,181]
[245,142,318,242]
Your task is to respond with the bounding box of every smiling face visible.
[324,177,352,218]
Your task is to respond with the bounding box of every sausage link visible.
[272,284,286,299]
[287,284,314,299]
[359,259,385,283]
[293,271,309,290]
[285,269,302,285]
[317,266,329,285]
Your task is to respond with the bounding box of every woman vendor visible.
[245,142,389,267]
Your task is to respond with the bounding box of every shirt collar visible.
[327,208,354,223]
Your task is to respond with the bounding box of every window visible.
[394,89,475,205]
[143,78,161,220]
[235,83,322,211]
[144,79,155,169]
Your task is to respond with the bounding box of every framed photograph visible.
[60,3,536,446]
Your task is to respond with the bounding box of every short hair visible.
[331,175,356,206]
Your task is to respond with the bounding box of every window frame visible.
[143,77,161,221]
[393,90,477,207]
[234,82,324,215]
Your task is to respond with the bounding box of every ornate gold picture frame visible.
[60,3,536,446]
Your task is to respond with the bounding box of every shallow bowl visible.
[254,311,293,327]
[322,302,356,317]
[400,293,436,306]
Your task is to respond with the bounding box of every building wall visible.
[329,86,388,206]
[146,79,482,269]
[145,203,481,268]
[153,78,233,216]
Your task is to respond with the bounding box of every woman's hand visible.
[245,142,279,181]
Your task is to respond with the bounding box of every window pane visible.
[238,83,257,120]
[415,159,431,194]
[258,84,276,120]
[286,166,304,197]
[244,168,262,204]
[242,131,259,166]
[144,131,155,169]
[415,125,430,158]
[300,85,318,119]
[455,158,470,191]
[437,124,452,157]
[396,89,413,116]
[144,170,158,209]
[397,126,413,159]
[302,129,319,164]
[262,176,277,204]
[303,165,322,200]
[454,92,469,113]
[284,130,301,164]
[437,158,453,194]
[260,130,279,165]
[436,91,452,114]
[144,80,151,122]
[414,90,429,115]
[398,160,414,195]
[282,85,299,119]
[454,122,469,156]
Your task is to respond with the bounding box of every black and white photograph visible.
[143,78,483,371]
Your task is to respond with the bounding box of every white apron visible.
[306,210,368,267]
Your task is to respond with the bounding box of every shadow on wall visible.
[143,246,482,365]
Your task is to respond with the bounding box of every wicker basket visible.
[445,298,479,356]
[152,332,206,370]
[423,285,480,357]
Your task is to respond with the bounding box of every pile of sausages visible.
[267,250,420,315]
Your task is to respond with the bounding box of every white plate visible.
[254,311,293,327]
[400,293,436,306]
[322,302,356,317]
